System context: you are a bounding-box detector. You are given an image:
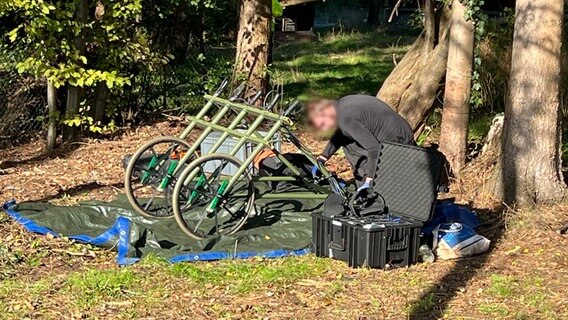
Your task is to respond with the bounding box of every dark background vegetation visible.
[4,0,568,168]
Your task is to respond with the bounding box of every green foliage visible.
[0,0,241,135]
[1,0,165,89]
[0,0,170,132]
[272,0,283,18]
[470,10,514,114]
[461,0,489,108]
[121,47,234,117]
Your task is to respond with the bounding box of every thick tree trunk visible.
[63,87,81,141]
[233,0,271,93]
[439,0,475,174]
[46,81,57,151]
[497,0,566,205]
[377,1,451,131]
[63,0,88,141]
[92,82,108,123]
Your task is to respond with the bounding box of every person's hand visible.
[356,177,373,193]
[354,177,376,203]
[311,156,327,178]
[357,179,372,193]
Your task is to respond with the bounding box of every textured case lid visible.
[374,142,445,222]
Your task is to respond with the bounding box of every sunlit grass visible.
[272,31,413,101]
[167,255,333,294]
[65,268,139,307]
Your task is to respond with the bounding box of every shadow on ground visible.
[32,182,124,203]
[408,207,506,319]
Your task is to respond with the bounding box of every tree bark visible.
[439,0,475,174]
[497,0,566,205]
[377,1,451,131]
[92,82,108,123]
[46,81,57,151]
[233,0,271,94]
[63,0,88,141]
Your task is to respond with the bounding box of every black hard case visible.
[312,142,445,269]
[312,214,421,268]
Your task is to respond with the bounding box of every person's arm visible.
[341,117,382,182]
[320,132,343,160]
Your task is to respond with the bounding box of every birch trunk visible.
[439,0,475,174]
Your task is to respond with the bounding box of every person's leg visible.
[344,145,367,188]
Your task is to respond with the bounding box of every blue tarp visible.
[2,197,317,266]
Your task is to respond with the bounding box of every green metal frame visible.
[131,85,342,219]
[174,94,338,206]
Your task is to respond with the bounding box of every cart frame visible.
[125,81,345,239]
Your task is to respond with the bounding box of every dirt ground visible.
[0,121,567,319]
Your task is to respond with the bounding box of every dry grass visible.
[0,122,567,319]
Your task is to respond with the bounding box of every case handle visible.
[328,223,346,251]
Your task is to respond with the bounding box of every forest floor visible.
[1,31,567,319]
[0,121,566,320]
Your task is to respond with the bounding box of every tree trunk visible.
[367,0,380,27]
[497,0,566,205]
[233,0,271,94]
[92,82,108,123]
[377,1,451,131]
[439,0,475,174]
[63,0,88,141]
[46,81,57,151]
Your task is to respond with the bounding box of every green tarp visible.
[3,195,323,265]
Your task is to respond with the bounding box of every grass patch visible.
[168,256,332,294]
[65,268,139,308]
[407,292,436,314]
[0,278,52,319]
[478,303,510,316]
[272,31,412,101]
[469,113,495,142]
[0,278,51,299]
[323,280,345,299]
[477,274,561,319]
[487,274,516,298]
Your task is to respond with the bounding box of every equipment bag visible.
[433,222,491,260]
[258,153,313,178]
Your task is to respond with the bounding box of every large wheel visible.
[125,136,195,219]
[172,153,255,240]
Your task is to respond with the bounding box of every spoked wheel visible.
[172,154,255,240]
[125,137,195,219]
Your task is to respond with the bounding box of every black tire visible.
[125,136,194,219]
[172,153,255,240]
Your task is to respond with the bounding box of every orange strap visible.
[253,149,277,169]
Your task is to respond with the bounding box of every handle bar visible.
[229,83,247,102]
[282,100,301,117]
[214,79,229,96]
[248,91,263,105]
[265,93,281,111]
